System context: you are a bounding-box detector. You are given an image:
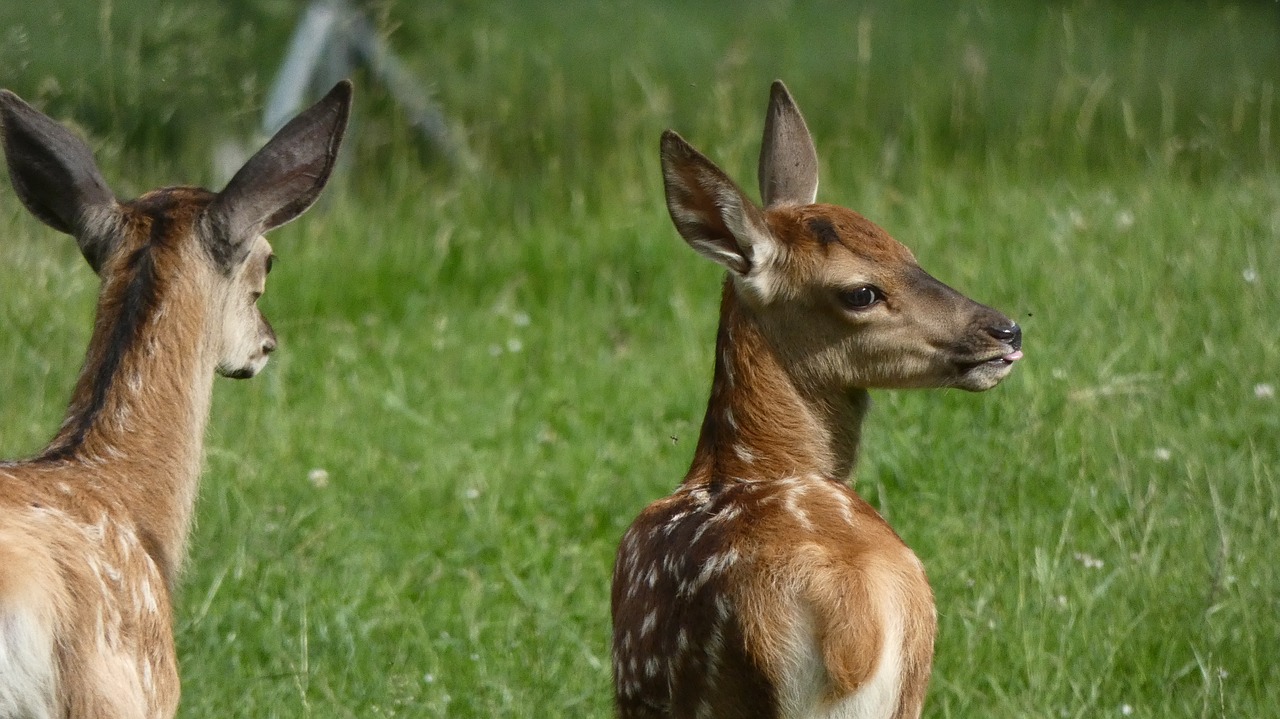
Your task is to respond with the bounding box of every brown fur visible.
[0,82,349,718]
[612,81,1020,719]
[0,191,223,717]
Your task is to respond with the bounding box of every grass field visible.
[1,1,1279,717]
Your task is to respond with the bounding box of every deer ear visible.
[758,80,818,209]
[660,130,777,276]
[0,89,119,267]
[205,80,352,254]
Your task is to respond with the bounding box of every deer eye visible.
[837,286,881,310]
[266,254,276,274]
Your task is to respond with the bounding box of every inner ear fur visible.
[660,130,775,276]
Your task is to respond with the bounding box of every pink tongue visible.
[1003,350,1024,362]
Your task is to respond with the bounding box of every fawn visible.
[0,81,350,718]
[611,81,1022,719]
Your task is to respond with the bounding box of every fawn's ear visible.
[660,130,778,277]
[758,80,818,209]
[205,80,352,256]
[0,89,119,268]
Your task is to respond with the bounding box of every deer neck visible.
[689,279,870,485]
[43,254,216,579]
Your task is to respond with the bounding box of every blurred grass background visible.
[1,1,1278,717]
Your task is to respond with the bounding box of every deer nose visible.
[986,323,1021,349]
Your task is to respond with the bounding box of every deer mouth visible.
[949,349,1022,391]
[958,350,1022,372]
[986,350,1023,366]
[220,367,256,380]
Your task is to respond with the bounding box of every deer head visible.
[0,81,352,381]
[661,81,1022,395]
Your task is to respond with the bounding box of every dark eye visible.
[838,286,881,310]
[266,254,276,274]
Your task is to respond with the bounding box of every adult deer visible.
[611,81,1022,719]
[0,81,351,718]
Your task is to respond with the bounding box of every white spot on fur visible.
[689,521,712,548]
[87,559,112,601]
[115,530,133,560]
[663,510,690,536]
[733,443,756,464]
[102,563,123,584]
[138,575,159,615]
[86,517,107,543]
[662,554,678,576]
[687,487,711,507]
[783,483,815,531]
[821,481,857,528]
[640,610,657,637]
[684,548,739,597]
[712,503,742,525]
[620,528,638,556]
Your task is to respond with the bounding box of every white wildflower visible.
[1073,552,1105,570]
[307,468,330,488]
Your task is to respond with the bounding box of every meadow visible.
[1,1,1278,716]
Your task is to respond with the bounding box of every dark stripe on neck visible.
[690,279,739,481]
[41,214,167,462]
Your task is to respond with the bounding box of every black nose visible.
[262,337,278,355]
[986,323,1022,349]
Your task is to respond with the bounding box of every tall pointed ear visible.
[0,89,118,265]
[757,80,818,209]
[205,80,352,252]
[660,130,777,276]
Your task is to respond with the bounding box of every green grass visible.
[1,1,1279,717]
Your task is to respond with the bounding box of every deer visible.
[611,81,1023,719]
[0,80,351,718]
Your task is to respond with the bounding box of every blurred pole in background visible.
[263,0,473,169]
